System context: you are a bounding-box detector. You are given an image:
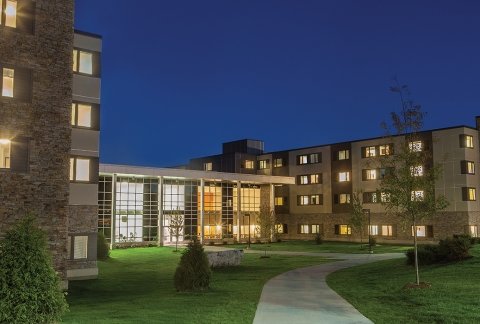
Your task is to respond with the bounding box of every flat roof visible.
[100,164,295,185]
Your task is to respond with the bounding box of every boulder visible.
[207,249,244,268]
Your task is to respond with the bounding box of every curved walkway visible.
[251,252,404,324]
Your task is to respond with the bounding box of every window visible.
[0,139,11,169]
[310,174,321,184]
[70,157,90,182]
[364,146,376,157]
[337,193,351,204]
[299,224,309,234]
[411,190,424,201]
[461,161,475,175]
[273,158,283,167]
[71,103,93,128]
[410,165,424,177]
[379,144,392,156]
[310,194,322,205]
[297,153,320,165]
[463,187,476,201]
[363,169,377,180]
[335,225,351,235]
[298,155,308,165]
[310,153,320,163]
[363,192,377,203]
[382,225,393,237]
[1,0,17,28]
[298,195,309,206]
[298,175,308,185]
[469,225,478,238]
[244,160,254,169]
[203,162,212,171]
[338,150,350,160]
[368,225,379,236]
[275,224,286,234]
[73,49,93,75]
[338,171,350,182]
[73,236,88,259]
[380,192,390,203]
[274,197,284,206]
[412,225,433,238]
[460,134,474,148]
[2,68,14,97]
[409,141,423,152]
[311,224,321,234]
[258,160,268,169]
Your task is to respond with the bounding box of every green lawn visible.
[62,247,328,324]
[227,240,411,254]
[327,244,480,323]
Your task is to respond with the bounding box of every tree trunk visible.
[413,218,420,285]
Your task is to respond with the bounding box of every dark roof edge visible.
[74,29,103,39]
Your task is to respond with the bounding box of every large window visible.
[412,225,433,238]
[298,173,321,185]
[298,195,322,206]
[1,0,17,28]
[70,157,90,182]
[71,103,93,128]
[0,139,11,169]
[368,225,379,236]
[297,153,321,165]
[335,225,351,235]
[382,225,393,237]
[73,49,94,75]
[338,171,350,182]
[2,68,13,97]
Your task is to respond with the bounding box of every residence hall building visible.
[0,1,101,284]
[187,122,480,244]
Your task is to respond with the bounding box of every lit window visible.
[464,161,475,175]
[73,49,93,75]
[368,225,379,236]
[311,224,320,234]
[298,155,308,165]
[380,192,390,203]
[469,225,478,238]
[310,174,320,184]
[244,160,254,169]
[273,158,283,167]
[336,225,351,235]
[299,175,308,185]
[298,195,309,206]
[70,157,90,182]
[411,190,424,201]
[338,172,350,182]
[338,150,350,160]
[339,194,351,204]
[365,146,376,157]
[382,225,393,236]
[71,103,93,128]
[412,226,426,237]
[259,160,268,169]
[410,165,424,177]
[464,135,474,148]
[0,139,11,169]
[379,144,391,156]
[363,192,377,203]
[203,162,212,171]
[299,224,309,234]
[310,153,320,163]
[364,169,377,180]
[275,224,284,234]
[409,141,423,152]
[274,197,284,206]
[4,0,17,28]
[2,68,14,97]
[464,187,476,201]
[73,236,88,259]
[310,195,321,205]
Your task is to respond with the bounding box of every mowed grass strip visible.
[63,247,328,324]
[228,240,411,254]
[327,244,480,323]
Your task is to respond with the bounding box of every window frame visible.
[73,48,100,76]
[244,160,254,169]
[337,149,350,160]
[203,162,212,171]
[70,157,92,182]
[338,171,350,182]
[273,158,283,168]
[258,159,268,170]
[0,138,11,169]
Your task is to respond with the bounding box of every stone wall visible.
[0,1,74,280]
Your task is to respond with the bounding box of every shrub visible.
[437,236,472,262]
[315,233,323,245]
[0,216,69,323]
[97,232,110,260]
[174,237,211,292]
[453,234,476,246]
[369,236,376,247]
[406,244,439,266]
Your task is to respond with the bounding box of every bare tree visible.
[349,191,367,245]
[256,203,276,242]
[168,209,184,252]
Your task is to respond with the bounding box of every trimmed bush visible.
[315,233,323,245]
[174,237,211,292]
[406,235,473,266]
[369,236,377,247]
[97,232,110,260]
[406,245,439,265]
[0,216,68,323]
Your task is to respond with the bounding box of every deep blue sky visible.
[75,0,480,167]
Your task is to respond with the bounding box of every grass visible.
[327,244,480,323]
[62,247,328,324]
[227,240,411,254]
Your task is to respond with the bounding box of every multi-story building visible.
[0,1,101,284]
[186,120,480,243]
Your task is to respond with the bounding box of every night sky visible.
[75,0,480,167]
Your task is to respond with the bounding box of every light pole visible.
[363,208,372,254]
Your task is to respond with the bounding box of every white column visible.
[157,176,164,247]
[236,180,241,242]
[200,178,205,244]
[110,173,117,250]
[270,184,275,213]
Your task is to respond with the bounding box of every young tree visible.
[0,215,68,323]
[256,203,276,241]
[349,191,367,245]
[168,209,184,252]
[380,81,448,285]
[174,237,211,292]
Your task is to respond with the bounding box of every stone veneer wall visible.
[0,1,74,280]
